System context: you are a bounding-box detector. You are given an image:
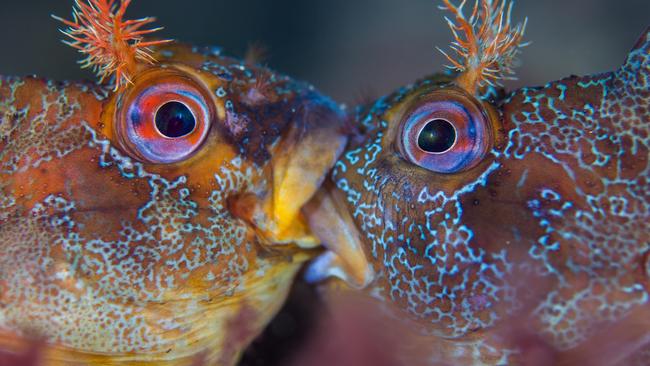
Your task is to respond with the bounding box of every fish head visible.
[0,2,347,364]
[308,0,649,362]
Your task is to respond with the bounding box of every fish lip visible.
[302,183,374,288]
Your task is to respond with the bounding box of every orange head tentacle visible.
[437,0,528,94]
[53,0,172,90]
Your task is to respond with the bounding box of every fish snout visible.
[231,94,349,250]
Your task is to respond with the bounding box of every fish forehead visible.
[332,28,650,347]
[147,43,319,167]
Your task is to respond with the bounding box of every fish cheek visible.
[458,152,598,300]
[352,156,505,335]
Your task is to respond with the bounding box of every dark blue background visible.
[1,0,648,104]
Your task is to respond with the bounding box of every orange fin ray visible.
[53,0,172,90]
[438,0,528,93]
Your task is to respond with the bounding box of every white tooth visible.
[305,251,350,284]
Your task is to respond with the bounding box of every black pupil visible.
[155,101,196,138]
[417,119,456,153]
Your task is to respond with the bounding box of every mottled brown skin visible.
[322,28,650,364]
[0,43,347,365]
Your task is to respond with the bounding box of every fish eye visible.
[417,119,457,153]
[398,88,492,173]
[155,101,197,138]
[116,69,213,164]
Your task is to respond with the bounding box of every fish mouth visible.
[295,115,374,288]
[302,182,374,288]
[228,96,353,255]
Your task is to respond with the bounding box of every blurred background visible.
[0,0,648,105]
[1,1,647,365]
